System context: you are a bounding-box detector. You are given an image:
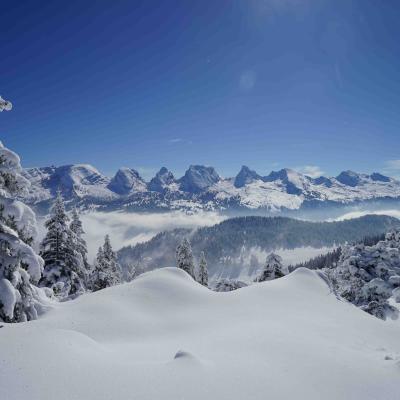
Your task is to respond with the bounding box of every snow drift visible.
[1,268,400,400]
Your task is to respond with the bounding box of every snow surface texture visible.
[21,164,400,213]
[1,267,400,400]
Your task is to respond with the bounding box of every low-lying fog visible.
[331,209,400,221]
[213,246,335,284]
[80,210,226,261]
[37,208,400,264]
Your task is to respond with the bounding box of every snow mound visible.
[1,267,400,400]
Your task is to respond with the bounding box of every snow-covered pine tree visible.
[40,192,86,298]
[255,253,285,282]
[0,95,12,112]
[330,235,400,320]
[385,229,400,247]
[102,235,122,285]
[90,246,104,290]
[176,238,195,279]
[0,141,46,322]
[70,208,90,282]
[214,279,247,292]
[90,235,122,291]
[197,251,208,287]
[125,263,137,282]
[249,254,260,275]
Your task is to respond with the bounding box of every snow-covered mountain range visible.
[21,164,400,213]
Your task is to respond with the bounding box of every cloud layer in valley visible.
[80,210,226,261]
[34,208,400,266]
[332,209,400,222]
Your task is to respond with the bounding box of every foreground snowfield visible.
[1,268,400,400]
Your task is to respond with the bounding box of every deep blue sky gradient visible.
[1,0,400,179]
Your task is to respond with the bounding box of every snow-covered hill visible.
[1,267,399,400]
[21,164,400,213]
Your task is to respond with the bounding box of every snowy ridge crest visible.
[21,163,400,212]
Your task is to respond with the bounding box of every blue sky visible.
[1,0,400,179]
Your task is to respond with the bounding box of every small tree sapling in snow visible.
[197,251,208,287]
[176,238,195,279]
[255,253,285,282]
[249,254,260,274]
[125,263,138,282]
[0,95,12,112]
[90,235,122,291]
[214,279,248,292]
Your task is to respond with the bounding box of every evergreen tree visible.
[90,235,122,291]
[249,254,260,275]
[255,253,285,282]
[291,247,342,271]
[70,208,90,281]
[385,229,400,248]
[197,251,208,287]
[40,192,86,298]
[91,246,104,290]
[214,279,247,292]
[0,142,45,322]
[125,263,138,282]
[176,238,195,279]
[0,95,12,112]
[330,233,400,320]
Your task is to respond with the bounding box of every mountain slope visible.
[22,164,115,203]
[1,267,399,400]
[107,168,147,195]
[234,165,263,188]
[148,167,177,192]
[178,165,221,193]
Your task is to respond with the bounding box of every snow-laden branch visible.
[0,95,12,112]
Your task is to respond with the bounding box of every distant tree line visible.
[117,216,400,277]
[289,233,386,271]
